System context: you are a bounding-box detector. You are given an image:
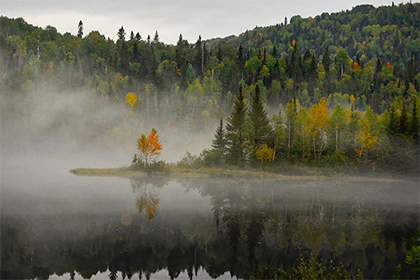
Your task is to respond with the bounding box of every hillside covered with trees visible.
[0,2,418,172]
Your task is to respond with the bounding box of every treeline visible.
[1,2,419,130]
[0,3,419,169]
[203,84,419,172]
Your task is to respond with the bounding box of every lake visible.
[1,157,419,279]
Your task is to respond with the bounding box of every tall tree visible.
[135,32,142,41]
[329,103,347,152]
[285,96,298,155]
[307,97,330,161]
[117,26,126,41]
[210,118,227,165]
[153,30,159,43]
[249,84,272,148]
[226,85,247,165]
[77,20,83,38]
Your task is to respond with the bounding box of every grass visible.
[70,165,404,183]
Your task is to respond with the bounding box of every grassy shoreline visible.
[70,165,405,183]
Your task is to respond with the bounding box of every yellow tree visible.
[136,129,163,167]
[355,115,378,161]
[125,92,138,108]
[307,97,330,161]
[256,144,275,164]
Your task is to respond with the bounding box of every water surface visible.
[1,158,419,279]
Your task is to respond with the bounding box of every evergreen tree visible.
[117,26,126,41]
[194,35,203,75]
[285,96,298,155]
[130,31,135,41]
[398,98,408,135]
[135,32,142,41]
[77,20,83,38]
[409,96,419,144]
[211,118,227,165]
[249,84,272,148]
[226,85,247,165]
[153,31,159,43]
[236,45,245,80]
[322,47,331,74]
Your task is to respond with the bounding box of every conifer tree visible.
[249,84,272,148]
[398,99,408,135]
[135,32,142,41]
[409,96,419,144]
[226,85,247,165]
[117,26,126,41]
[153,31,159,43]
[77,20,83,38]
[211,118,226,165]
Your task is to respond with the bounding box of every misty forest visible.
[1,2,419,280]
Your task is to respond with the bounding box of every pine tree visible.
[226,85,247,165]
[135,32,142,41]
[117,26,126,41]
[211,118,226,165]
[77,20,83,38]
[153,31,159,43]
[249,84,272,148]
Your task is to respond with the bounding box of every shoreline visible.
[70,166,406,183]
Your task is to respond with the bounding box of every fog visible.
[0,76,215,171]
[1,73,419,279]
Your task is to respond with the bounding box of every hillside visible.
[0,3,419,172]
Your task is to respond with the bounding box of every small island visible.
[71,86,417,182]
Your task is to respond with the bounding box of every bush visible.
[131,154,167,174]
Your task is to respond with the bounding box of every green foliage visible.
[131,155,166,174]
[249,84,272,150]
[226,85,247,165]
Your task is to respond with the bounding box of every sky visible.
[2,0,396,44]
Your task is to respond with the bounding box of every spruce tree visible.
[117,26,126,41]
[226,85,247,165]
[211,118,226,165]
[77,20,83,38]
[249,84,272,148]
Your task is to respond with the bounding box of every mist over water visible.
[1,82,419,279]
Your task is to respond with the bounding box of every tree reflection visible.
[1,179,418,279]
[131,178,166,219]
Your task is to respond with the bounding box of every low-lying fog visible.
[1,83,419,280]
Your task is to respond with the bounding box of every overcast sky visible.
[2,0,395,44]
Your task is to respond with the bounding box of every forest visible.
[0,2,419,172]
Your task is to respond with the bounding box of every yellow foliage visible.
[125,92,138,108]
[256,144,275,163]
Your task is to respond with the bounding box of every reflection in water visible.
[131,178,165,219]
[1,178,419,279]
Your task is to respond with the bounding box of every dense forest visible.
[0,2,419,172]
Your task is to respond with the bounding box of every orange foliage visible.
[137,129,163,167]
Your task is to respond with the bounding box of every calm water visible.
[1,158,419,279]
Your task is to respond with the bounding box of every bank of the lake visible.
[70,165,406,183]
